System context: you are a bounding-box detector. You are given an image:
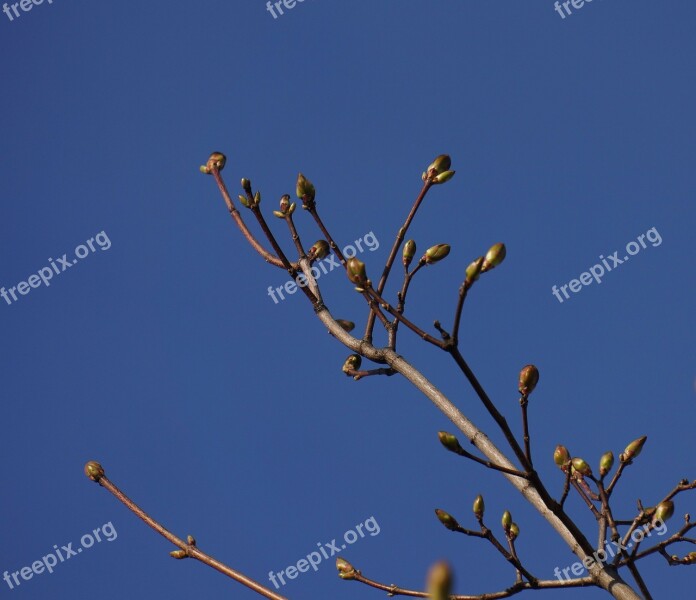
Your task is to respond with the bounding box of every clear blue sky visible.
[1,1,694,598]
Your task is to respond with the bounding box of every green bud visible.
[481,242,506,272]
[437,431,463,454]
[272,211,285,218]
[472,495,485,519]
[599,452,615,477]
[336,557,357,579]
[435,508,460,531]
[296,173,316,203]
[342,354,362,374]
[84,461,105,482]
[238,194,250,208]
[346,257,367,287]
[685,552,696,564]
[465,257,484,286]
[288,202,297,214]
[433,170,456,184]
[199,152,226,174]
[170,550,188,559]
[241,178,252,195]
[621,436,648,462]
[554,445,570,468]
[424,244,451,264]
[186,535,196,546]
[502,510,512,531]
[426,561,452,600]
[427,154,452,175]
[571,457,592,478]
[309,240,330,261]
[654,501,675,524]
[509,523,520,541]
[336,320,355,333]
[518,365,539,396]
[279,194,291,213]
[402,239,417,268]
[253,190,261,207]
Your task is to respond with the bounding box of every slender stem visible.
[448,347,531,471]
[284,214,306,259]
[445,440,529,478]
[606,460,632,497]
[306,203,390,327]
[451,282,469,347]
[560,467,572,508]
[345,367,396,381]
[249,206,318,305]
[364,180,433,343]
[346,568,594,599]
[391,261,424,349]
[91,474,287,600]
[572,479,602,520]
[210,169,285,268]
[519,395,533,467]
[625,563,653,600]
[365,286,445,348]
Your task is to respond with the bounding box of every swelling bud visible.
[482,242,506,272]
[621,436,648,462]
[424,244,451,264]
[518,365,539,396]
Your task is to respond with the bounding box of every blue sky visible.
[1,1,694,598]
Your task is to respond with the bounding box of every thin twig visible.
[86,467,287,600]
[344,567,594,599]
[210,168,285,269]
[363,179,433,343]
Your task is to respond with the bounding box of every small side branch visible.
[84,462,287,600]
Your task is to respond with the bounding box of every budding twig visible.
[364,179,433,343]
[84,462,287,600]
[209,168,286,269]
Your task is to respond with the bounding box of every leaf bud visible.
[238,194,250,208]
[424,243,451,265]
[309,240,330,261]
[342,354,362,374]
[472,495,485,519]
[435,508,460,531]
[200,152,226,174]
[346,257,367,287]
[84,461,105,482]
[402,239,417,268]
[426,561,452,600]
[654,500,675,524]
[336,319,355,333]
[518,365,539,396]
[481,242,506,272]
[170,550,187,559]
[437,431,463,454]
[427,154,452,175]
[621,436,647,463]
[599,452,615,477]
[571,457,592,478]
[241,178,252,195]
[509,523,520,541]
[554,445,570,468]
[465,257,484,286]
[433,170,456,184]
[336,557,357,579]
[296,173,316,204]
[279,194,291,213]
[501,510,512,531]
